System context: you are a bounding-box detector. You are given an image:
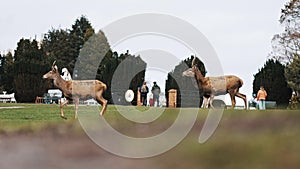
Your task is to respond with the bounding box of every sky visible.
[0,0,288,105]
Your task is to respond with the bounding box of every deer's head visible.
[182,57,198,77]
[43,61,59,79]
[182,67,196,77]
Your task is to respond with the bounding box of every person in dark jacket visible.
[140,81,149,106]
[151,81,161,107]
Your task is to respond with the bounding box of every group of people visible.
[249,86,268,110]
[139,81,161,107]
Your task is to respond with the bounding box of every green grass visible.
[1,103,300,169]
[0,103,74,132]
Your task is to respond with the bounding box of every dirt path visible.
[0,106,24,109]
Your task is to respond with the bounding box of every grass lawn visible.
[0,103,300,169]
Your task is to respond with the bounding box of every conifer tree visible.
[253,59,292,105]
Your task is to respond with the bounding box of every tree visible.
[75,30,146,104]
[42,28,78,74]
[75,30,111,79]
[13,39,49,102]
[0,51,14,93]
[99,51,146,105]
[165,56,206,107]
[285,54,300,94]
[42,16,94,75]
[0,53,4,92]
[270,0,300,95]
[112,52,146,105]
[253,59,292,106]
[70,15,95,45]
[271,0,300,63]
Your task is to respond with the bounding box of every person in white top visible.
[60,68,72,103]
[61,68,72,81]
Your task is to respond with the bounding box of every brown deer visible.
[43,61,108,119]
[182,58,247,109]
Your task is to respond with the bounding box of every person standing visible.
[140,81,149,106]
[61,68,72,81]
[60,68,72,103]
[151,81,161,107]
[256,86,267,110]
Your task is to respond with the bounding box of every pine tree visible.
[253,59,292,105]
[42,29,77,74]
[0,53,4,92]
[13,39,49,102]
[0,52,14,93]
[75,30,146,104]
[70,15,95,45]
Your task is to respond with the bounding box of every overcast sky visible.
[0,0,288,105]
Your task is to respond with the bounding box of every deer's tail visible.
[239,78,244,87]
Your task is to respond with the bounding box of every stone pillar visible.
[168,89,177,108]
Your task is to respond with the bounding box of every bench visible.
[0,93,16,103]
[248,101,277,109]
[266,101,277,109]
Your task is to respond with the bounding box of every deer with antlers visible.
[43,61,108,119]
[182,57,247,109]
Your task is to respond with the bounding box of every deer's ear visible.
[52,65,58,72]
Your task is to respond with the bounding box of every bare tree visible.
[271,0,300,64]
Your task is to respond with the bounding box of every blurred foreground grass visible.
[0,103,300,169]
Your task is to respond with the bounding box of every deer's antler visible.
[52,60,56,67]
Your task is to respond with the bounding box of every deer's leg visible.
[236,92,247,109]
[230,93,236,108]
[228,89,237,109]
[96,92,108,116]
[209,95,215,109]
[202,97,208,108]
[60,99,69,119]
[74,97,79,119]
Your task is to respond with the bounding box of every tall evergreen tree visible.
[13,39,49,102]
[42,16,95,76]
[0,52,14,93]
[70,16,95,45]
[253,59,292,105]
[0,53,4,91]
[42,29,77,74]
[110,52,146,105]
[75,30,111,79]
[75,30,146,104]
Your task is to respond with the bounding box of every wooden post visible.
[168,89,177,108]
[137,88,142,106]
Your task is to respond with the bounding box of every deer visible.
[43,61,108,119]
[182,57,247,109]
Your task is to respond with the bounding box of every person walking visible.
[140,81,149,106]
[256,86,267,110]
[151,81,161,107]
